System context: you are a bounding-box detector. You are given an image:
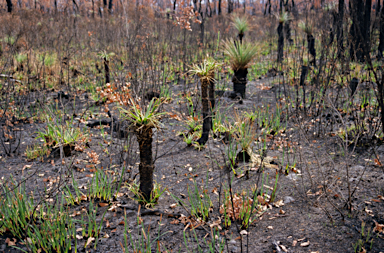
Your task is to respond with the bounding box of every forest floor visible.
[0,74,383,253]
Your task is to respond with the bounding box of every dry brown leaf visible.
[76,235,83,240]
[99,203,109,207]
[81,195,87,201]
[267,226,273,230]
[85,174,94,178]
[359,248,367,253]
[292,240,297,247]
[105,220,110,228]
[116,192,124,198]
[280,245,288,252]
[119,220,125,225]
[170,219,179,224]
[373,220,384,233]
[257,195,266,205]
[84,237,95,248]
[5,238,16,246]
[273,199,284,207]
[22,164,32,171]
[300,241,310,247]
[170,203,177,208]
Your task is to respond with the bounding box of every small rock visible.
[284,196,295,204]
[228,246,237,252]
[286,173,299,181]
[229,239,237,245]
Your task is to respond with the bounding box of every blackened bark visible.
[277,22,284,62]
[108,0,113,13]
[239,33,244,44]
[228,0,233,13]
[218,0,221,15]
[350,0,367,62]
[200,14,205,45]
[307,34,316,66]
[300,65,308,115]
[198,78,213,145]
[264,0,271,15]
[379,0,384,59]
[136,126,154,201]
[173,0,177,12]
[208,78,215,111]
[349,77,359,96]
[364,0,372,59]
[104,58,110,84]
[285,21,292,45]
[337,0,344,57]
[92,0,95,18]
[233,68,248,98]
[6,0,13,12]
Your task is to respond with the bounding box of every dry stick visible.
[327,94,362,212]
[295,113,344,221]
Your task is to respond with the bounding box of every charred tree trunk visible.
[136,126,154,202]
[232,68,248,98]
[379,0,384,59]
[218,0,221,15]
[228,0,233,13]
[307,34,316,66]
[200,14,205,45]
[277,22,284,62]
[337,0,344,57]
[285,21,292,45]
[364,0,372,59]
[104,58,110,84]
[6,0,13,12]
[350,0,367,62]
[197,78,214,145]
[108,0,113,13]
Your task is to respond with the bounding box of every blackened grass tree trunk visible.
[299,21,316,66]
[136,125,154,201]
[277,10,290,62]
[222,39,258,99]
[97,51,115,84]
[190,58,220,145]
[120,98,163,202]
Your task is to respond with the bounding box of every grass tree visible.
[222,39,258,99]
[97,50,115,84]
[277,10,290,62]
[299,21,316,66]
[120,98,164,202]
[190,58,220,145]
[231,14,249,44]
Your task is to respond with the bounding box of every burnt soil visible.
[0,76,383,253]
